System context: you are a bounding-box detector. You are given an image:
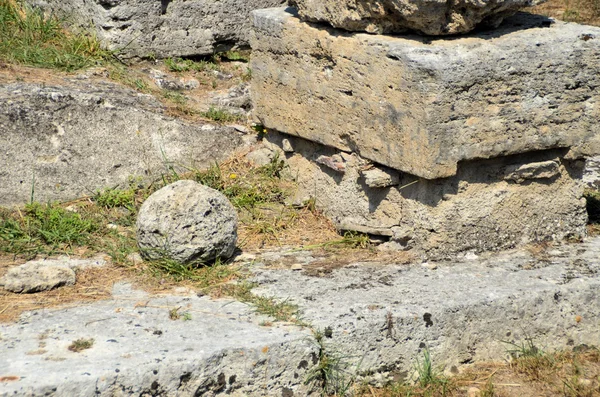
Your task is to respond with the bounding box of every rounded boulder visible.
[136,180,238,263]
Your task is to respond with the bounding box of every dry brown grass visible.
[527,0,600,25]
[355,349,600,397]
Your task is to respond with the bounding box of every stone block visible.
[251,8,600,179]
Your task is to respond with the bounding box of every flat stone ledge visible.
[251,8,600,179]
[251,237,600,378]
[0,284,316,397]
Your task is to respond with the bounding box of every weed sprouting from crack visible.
[68,338,94,353]
[305,328,359,396]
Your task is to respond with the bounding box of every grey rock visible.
[290,0,547,35]
[281,139,294,153]
[0,80,245,206]
[137,180,238,263]
[210,84,252,116]
[361,167,400,188]
[24,0,287,59]
[251,9,600,179]
[1,263,75,293]
[0,256,107,293]
[251,236,600,379]
[245,147,275,166]
[504,160,561,183]
[316,155,346,173]
[0,284,317,396]
[148,69,200,91]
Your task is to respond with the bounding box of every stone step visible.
[2,238,599,395]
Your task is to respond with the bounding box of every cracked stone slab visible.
[250,237,600,379]
[251,8,600,179]
[0,283,317,396]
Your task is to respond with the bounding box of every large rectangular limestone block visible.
[251,7,600,179]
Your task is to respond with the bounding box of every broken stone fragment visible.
[148,69,200,91]
[0,256,107,293]
[504,160,560,183]
[361,167,400,188]
[316,154,346,172]
[290,0,548,35]
[282,139,294,153]
[1,263,75,293]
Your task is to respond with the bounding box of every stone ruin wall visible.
[250,5,600,258]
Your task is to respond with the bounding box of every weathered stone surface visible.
[251,8,600,179]
[137,180,238,263]
[361,167,400,188]
[267,132,587,257]
[0,80,245,206]
[584,156,600,188]
[2,239,600,394]
[0,283,317,396]
[252,236,600,382]
[1,264,75,293]
[290,0,547,35]
[0,256,107,293]
[25,0,286,59]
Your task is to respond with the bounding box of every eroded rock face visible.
[0,79,244,206]
[25,0,286,58]
[265,132,588,258]
[289,0,547,35]
[137,180,238,264]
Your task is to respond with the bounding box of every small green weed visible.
[305,328,357,396]
[414,347,448,390]
[302,231,372,251]
[94,187,136,210]
[162,91,188,106]
[217,50,250,62]
[169,307,181,320]
[200,107,242,123]
[68,338,94,352]
[504,337,555,380]
[0,0,110,71]
[194,156,287,211]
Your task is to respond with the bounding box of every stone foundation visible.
[251,8,600,179]
[251,7,598,256]
[266,132,587,258]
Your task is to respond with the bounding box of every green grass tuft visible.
[200,107,243,123]
[0,0,110,71]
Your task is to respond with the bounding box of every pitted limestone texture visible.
[251,8,600,179]
[265,132,587,258]
[250,237,600,379]
[0,80,245,206]
[290,0,548,35]
[24,0,287,59]
[0,283,317,396]
[137,180,238,264]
